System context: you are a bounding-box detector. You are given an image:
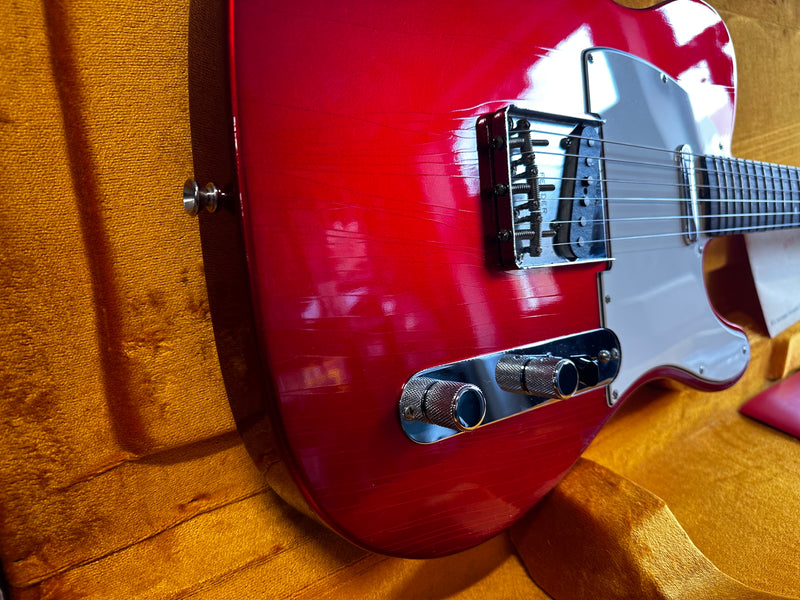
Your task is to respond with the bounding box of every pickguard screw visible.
[612,390,619,401]
[587,53,594,63]
[661,73,668,83]
[742,346,748,355]
[604,294,611,304]
[699,365,705,374]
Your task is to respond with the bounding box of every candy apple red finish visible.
[226,0,736,556]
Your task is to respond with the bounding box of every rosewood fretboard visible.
[701,156,800,236]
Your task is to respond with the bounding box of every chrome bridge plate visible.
[399,328,621,444]
[476,106,610,269]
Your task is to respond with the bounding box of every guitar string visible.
[462,218,800,259]
[314,154,800,203]
[276,157,800,215]
[301,168,800,241]
[268,113,789,190]
[268,109,800,241]
[527,203,798,234]
[550,221,800,247]
[523,175,800,233]
[515,146,798,183]
[276,163,800,214]
[452,128,800,197]
[470,139,799,193]
[290,133,800,196]
[549,210,799,226]
[502,126,800,189]
[465,144,800,240]
[299,145,795,197]
[268,169,797,252]
[458,131,800,192]
[276,141,796,191]
[537,173,800,195]
[455,151,800,199]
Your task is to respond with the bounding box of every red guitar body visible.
[227,0,736,556]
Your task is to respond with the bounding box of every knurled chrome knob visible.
[399,377,486,432]
[495,354,579,399]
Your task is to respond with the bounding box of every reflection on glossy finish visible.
[229,0,737,556]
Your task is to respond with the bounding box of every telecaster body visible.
[228,0,744,556]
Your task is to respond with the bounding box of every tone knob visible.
[495,354,579,399]
[399,377,487,432]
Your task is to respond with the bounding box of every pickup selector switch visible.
[495,354,580,399]
[573,356,601,387]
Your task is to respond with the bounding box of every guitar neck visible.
[700,155,800,236]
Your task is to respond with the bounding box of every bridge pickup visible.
[477,106,609,269]
[554,124,608,261]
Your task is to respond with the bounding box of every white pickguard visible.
[585,49,749,402]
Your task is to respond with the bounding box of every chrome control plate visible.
[399,328,621,444]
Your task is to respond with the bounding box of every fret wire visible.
[782,163,789,228]
[787,163,800,226]
[781,163,789,228]
[756,160,764,230]
[723,155,733,233]
[731,160,746,227]
[780,165,792,229]
[765,160,772,228]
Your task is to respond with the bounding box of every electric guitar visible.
[188,0,800,557]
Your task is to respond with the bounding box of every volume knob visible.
[399,377,487,432]
[495,354,579,399]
